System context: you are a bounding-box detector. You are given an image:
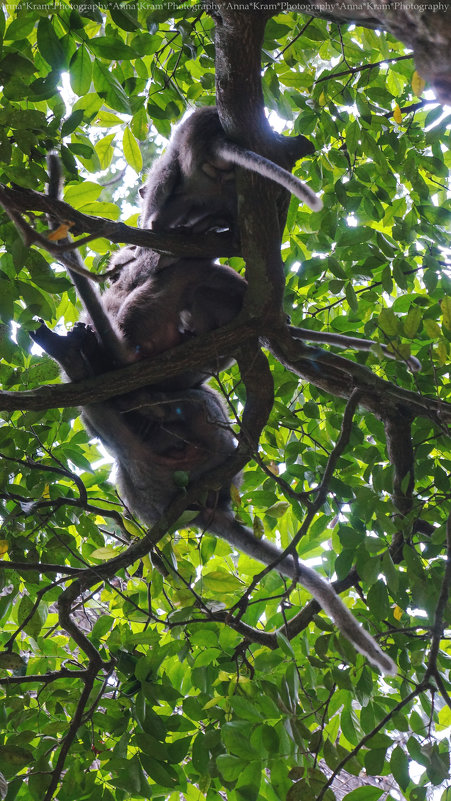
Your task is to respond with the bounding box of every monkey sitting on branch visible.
[43,155,419,380]
[31,320,397,676]
[138,106,323,234]
[45,155,248,388]
[22,155,399,675]
[101,244,247,387]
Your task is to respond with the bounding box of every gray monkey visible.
[47,157,419,379]
[47,155,247,386]
[101,245,246,387]
[139,106,322,234]
[32,321,396,676]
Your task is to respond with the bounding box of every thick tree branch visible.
[0,184,236,259]
[268,332,451,424]
[3,327,451,426]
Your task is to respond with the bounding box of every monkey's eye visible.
[175,406,183,416]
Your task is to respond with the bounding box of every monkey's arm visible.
[200,508,397,675]
[289,325,421,372]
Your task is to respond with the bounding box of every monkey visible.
[45,157,419,383]
[31,320,397,676]
[46,156,247,387]
[101,245,246,387]
[138,106,322,235]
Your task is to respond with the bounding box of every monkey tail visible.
[216,142,323,212]
[46,154,130,367]
[289,325,422,372]
[202,509,396,675]
[295,563,397,675]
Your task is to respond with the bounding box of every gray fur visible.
[41,156,395,675]
[102,246,246,387]
[140,106,322,234]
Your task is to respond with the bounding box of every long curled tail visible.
[216,141,323,212]
[289,325,421,372]
[202,509,396,675]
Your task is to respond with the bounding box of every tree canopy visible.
[1,3,451,801]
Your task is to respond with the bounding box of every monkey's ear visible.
[139,186,147,198]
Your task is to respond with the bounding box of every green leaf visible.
[424,319,442,339]
[276,632,295,657]
[4,15,36,40]
[61,110,84,138]
[37,18,66,69]
[390,745,410,790]
[90,37,139,60]
[367,581,390,619]
[95,134,115,169]
[337,226,374,247]
[91,615,114,641]
[0,652,26,671]
[364,748,387,776]
[217,754,246,782]
[135,732,168,761]
[378,308,399,336]
[229,696,263,722]
[139,754,178,787]
[17,594,45,640]
[346,120,360,154]
[345,283,358,311]
[70,46,92,97]
[131,106,148,140]
[265,501,290,518]
[91,545,120,559]
[343,788,383,801]
[403,306,421,338]
[0,745,33,769]
[0,53,36,77]
[110,6,140,31]
[202,570,242,593]
[78,202,119,219]
[64,181,102,206]
[92,60,132,114]
[123,126,143,172]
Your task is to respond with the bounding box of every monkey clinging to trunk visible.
[139,106,322,235]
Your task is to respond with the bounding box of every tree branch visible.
[0,184,237,259]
